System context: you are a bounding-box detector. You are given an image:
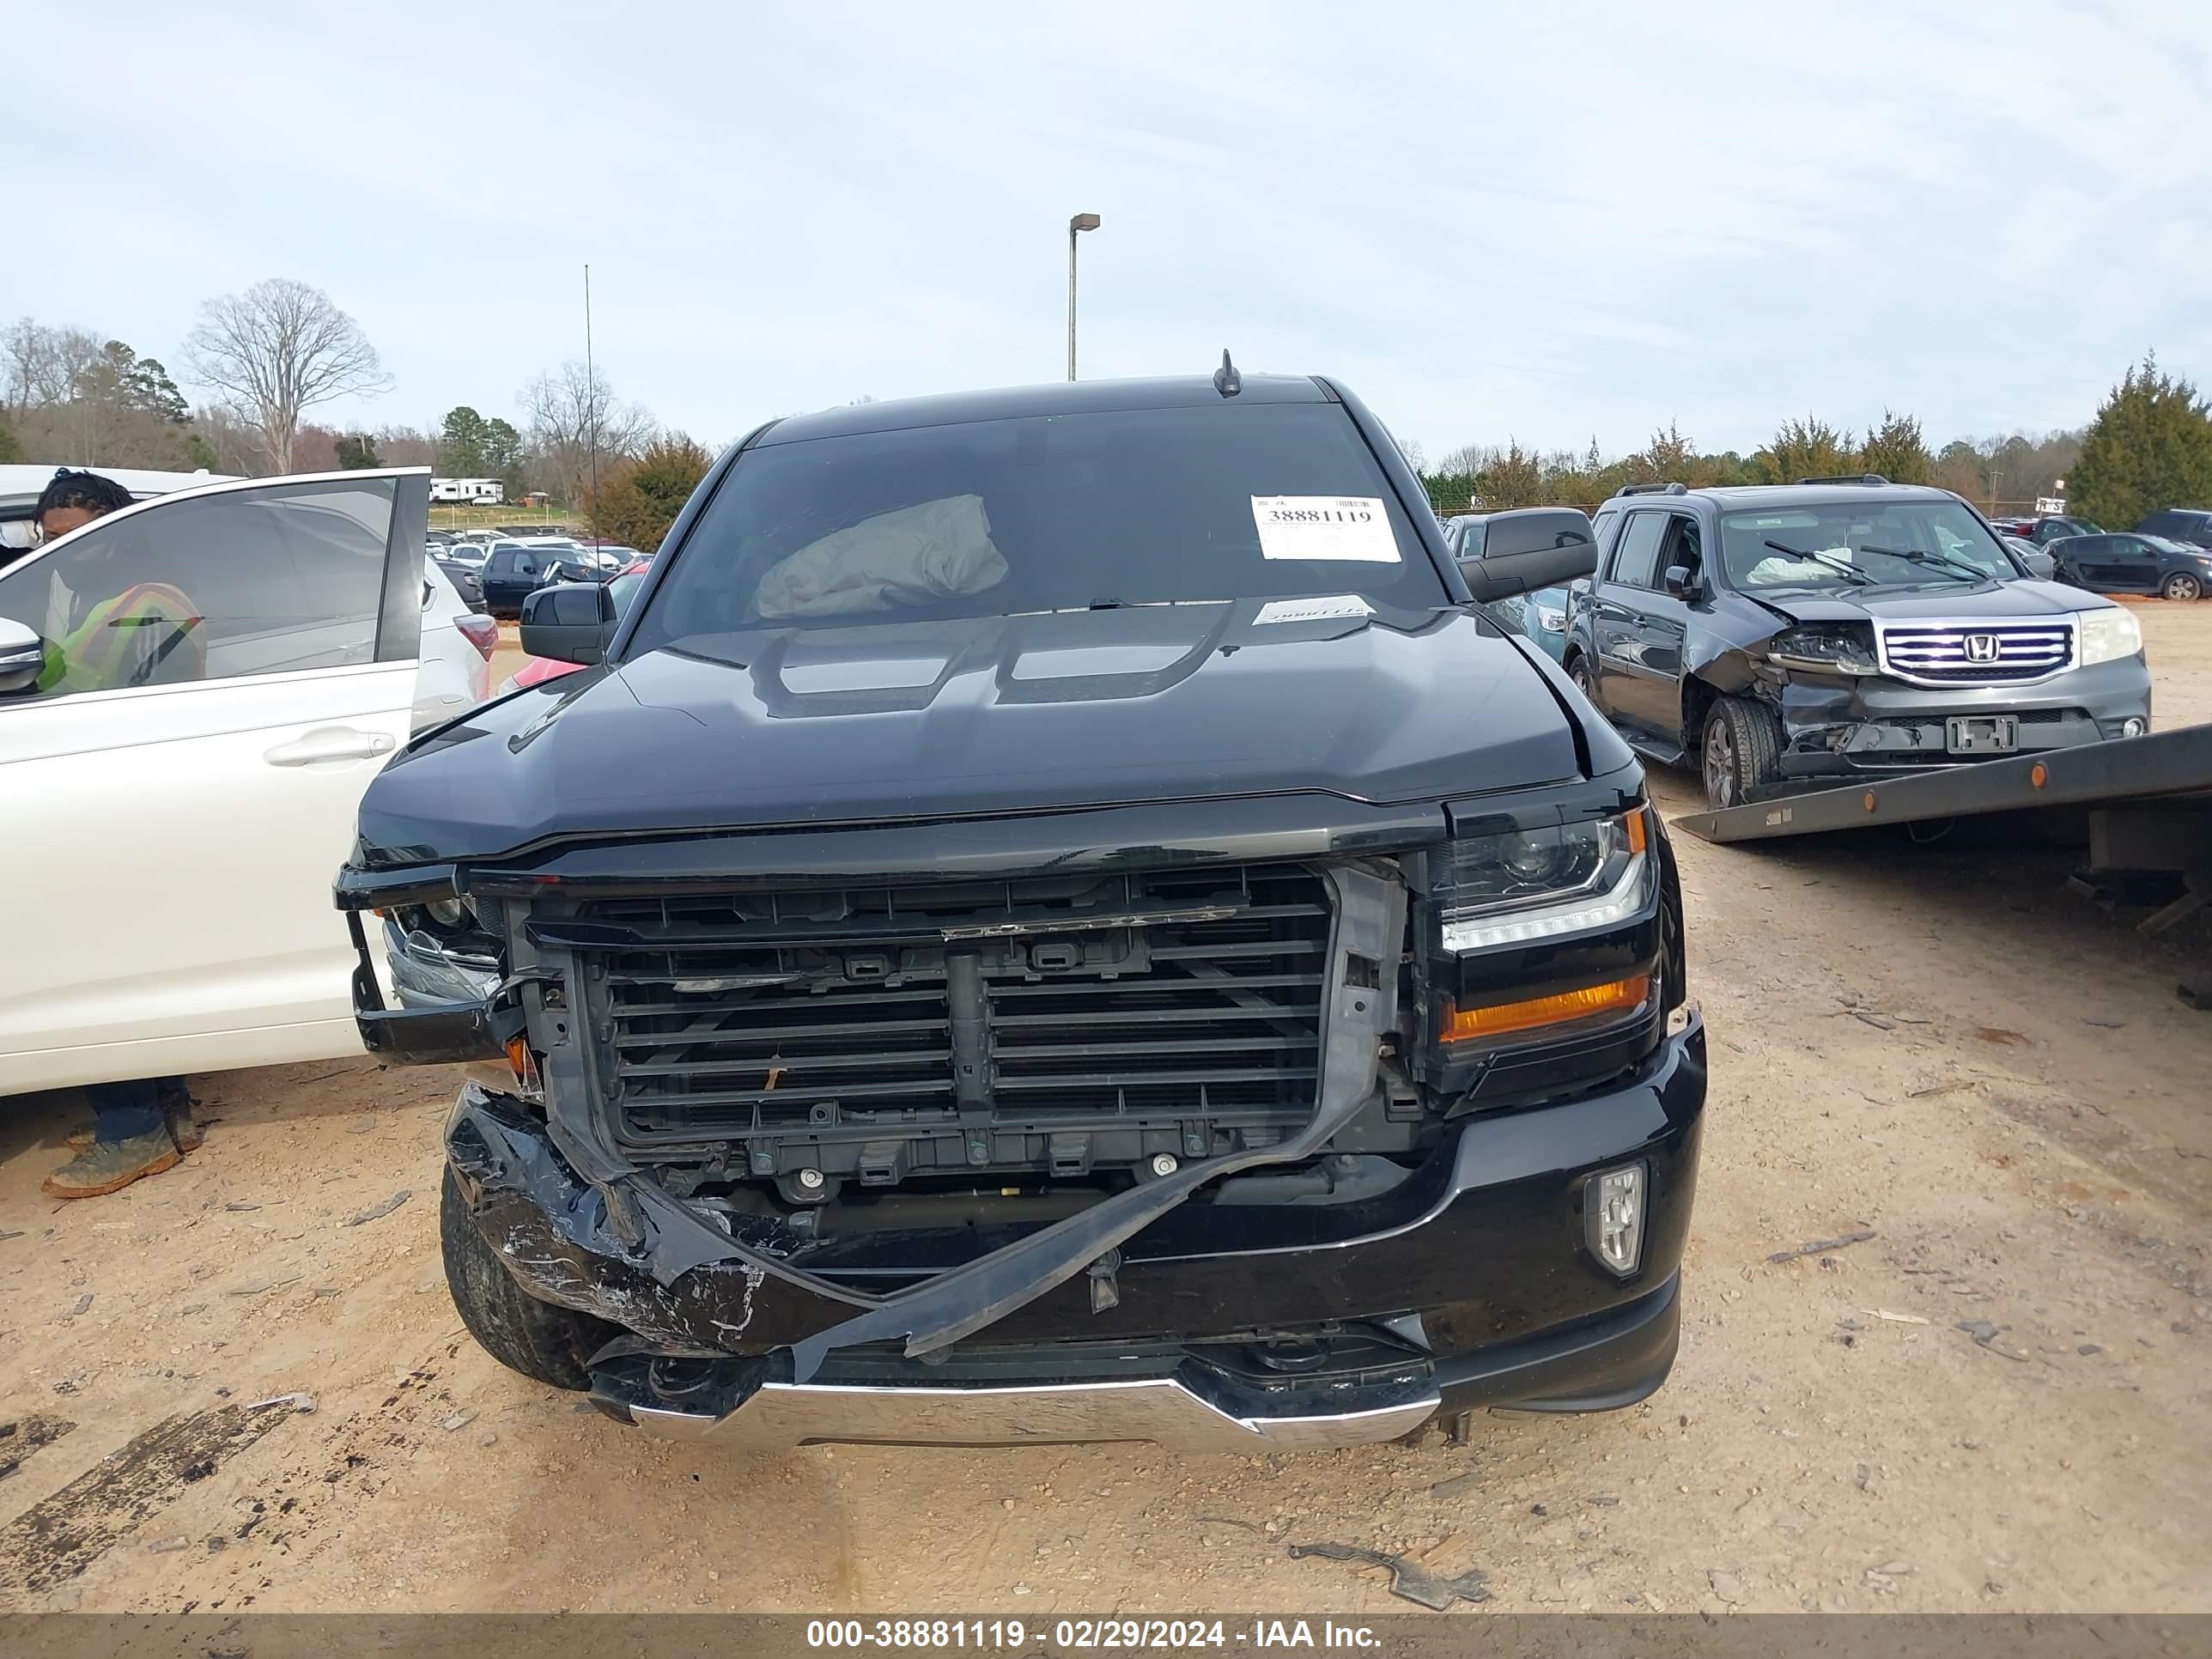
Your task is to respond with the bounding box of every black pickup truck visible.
[338,372,1706,1451]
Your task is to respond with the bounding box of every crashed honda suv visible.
[1564,478,2153,810]
[338,373,1705,1449]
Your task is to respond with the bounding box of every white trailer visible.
[429,477,506,505]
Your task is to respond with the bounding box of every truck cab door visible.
[1585,510,1674,744]
[1605,514,1701,745]
[0,470,429,1095]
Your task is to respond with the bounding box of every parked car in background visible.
[2134,507,2212,551]
[432,550,487,610]
[478,539,610,616]
[0,468,435,1096]
[1444,507,1592,662]
[495,560,653,694]
[1559,479,2151,810]
[417,562,498,726]
[2046,532,2212,601]
[585,548,636,574]
[2019,514,2101,546]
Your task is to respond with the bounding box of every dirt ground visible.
[3,608,2208,1617]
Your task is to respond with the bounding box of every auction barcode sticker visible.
[1254,594,1375,624]
[1250,495,1401,562]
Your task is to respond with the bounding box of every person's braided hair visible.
[35,468,135,522]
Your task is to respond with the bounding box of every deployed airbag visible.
[757,494,1008,619]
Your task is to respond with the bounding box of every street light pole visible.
[1067,213,1100,380]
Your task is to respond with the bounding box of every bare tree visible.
[4,319,103,418]
[371,422,441,469]
[520,361,655,507]
[183,278,392,472]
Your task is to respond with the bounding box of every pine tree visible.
[1860,410,1933,483]
[2071,354,2212,529]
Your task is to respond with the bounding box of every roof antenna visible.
[1212,349,1241,398]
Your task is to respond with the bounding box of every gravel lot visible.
[3,607,2207,1617]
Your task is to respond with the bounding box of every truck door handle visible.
[264,726,397,767]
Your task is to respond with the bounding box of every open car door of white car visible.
[0,469,429,1096]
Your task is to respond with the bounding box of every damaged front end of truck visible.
[339,779,1704,1449]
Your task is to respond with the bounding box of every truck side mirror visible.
[1662,564,1696,597]
[1458,538,1598,604]
[519,581,617,667]
[0,617,46,695]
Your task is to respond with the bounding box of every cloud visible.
[8,0,2207,459]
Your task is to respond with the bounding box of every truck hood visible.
[362,602,1580,865]
[1745,578,2109,625]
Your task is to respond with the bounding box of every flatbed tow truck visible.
[1671,722,2212,953]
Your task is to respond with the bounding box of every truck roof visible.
[760,374,1329,447]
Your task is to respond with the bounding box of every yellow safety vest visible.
[38,582,205,693]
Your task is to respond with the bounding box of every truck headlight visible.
[2079,607,2142,666]
[1534,604,1568,633]
[424,895,472,929]
[1439,808,1653,955]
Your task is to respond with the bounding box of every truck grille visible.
[1875,619,2075,685]
[573,864,1333,1150]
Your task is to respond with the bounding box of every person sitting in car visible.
[30,469,204,1199]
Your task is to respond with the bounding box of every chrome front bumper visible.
[626,1376,1440,1450]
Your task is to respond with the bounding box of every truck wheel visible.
[2162,571,2203,602]
[1701,696,1783,810]
[1567,653,1597,703]
[441,1167,613,1390]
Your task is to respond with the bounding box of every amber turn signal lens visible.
[505,1035,539,1089]
[1443,975,1650,1042]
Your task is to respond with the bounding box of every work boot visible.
[41,1128,181,1200]
[160,1082,204,1153]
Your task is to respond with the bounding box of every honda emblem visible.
[1964,633,1999,664]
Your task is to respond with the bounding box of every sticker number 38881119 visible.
[1249,496,1401,563]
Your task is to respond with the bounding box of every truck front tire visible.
[441,1167,614,1391]
[1702,696,1784,810]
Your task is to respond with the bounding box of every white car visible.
[0,468,438,1097]
[0,463,239,558]
[416,561,495,728]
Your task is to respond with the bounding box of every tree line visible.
[7,281,2204,551]
[0,277,713,550]
[1416,355,2212,532]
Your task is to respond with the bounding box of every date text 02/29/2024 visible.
[804,1620,1382,1650]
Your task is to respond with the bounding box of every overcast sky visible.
[11,2,2210,460]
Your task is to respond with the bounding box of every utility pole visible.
[1067,213,1100,380]
[584,264,599,545]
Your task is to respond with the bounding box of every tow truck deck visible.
[1671,723,2212,942]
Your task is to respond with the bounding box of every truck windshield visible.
[629,402,1448,652]
[1718,499,2017,590]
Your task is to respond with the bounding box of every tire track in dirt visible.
[167,1341,475,1610]
[0,1402,296,1594]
